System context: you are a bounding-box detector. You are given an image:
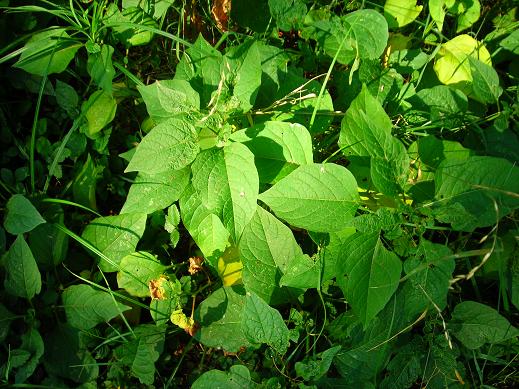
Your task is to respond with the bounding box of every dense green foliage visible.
[0,0,518,387]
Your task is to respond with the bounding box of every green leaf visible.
[433,34,491,94]
[125,117,199,175]
[259,163,359,232]
[449,301,519,349]
[429,0,446,31]
[29,221,68,269]
[411,85,468,128]
[175,35,223,106]
[137,79,200,122]
[380,338,423,389]
[120,166,190,214]
[468,57,503,104]
[114,324,165,385]
[435,156,519,228]
[62,284,131,330]
[3,236,41,300]
[150,277,183,325]
[337,232,402,327]
[0,304,16,343]
[340,85,409,195]
[268,0,307,31]
[81,212,147,272]
[279,254,320,289]
[309,10,388,65]
[73,154,101,210]
[319,227,357,281]
[80,90,117,138]
[55,80,79,115]
[242,291,290,354]
[117,252,167,297]
[230,0,271,33]
[14,28,81,75]
[295,345,341,381]
[191,142,259,242]
[107,6,157,47]
[13,329,44,384]
[194,286,251,352]
[384,0,422,28]
[192,365,255,389]
[500,29,519,54]
[87,44,115,92]
[231,121,313,184]
[4,194,46,235]
[224,40,262,112]
[180,185,230,267]
[239,206,304,304]
[450,0,480,32]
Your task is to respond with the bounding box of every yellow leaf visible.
[217,245,243,286]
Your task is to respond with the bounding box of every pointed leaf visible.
[4,236,41,300]
[4,194,46,235]
[259,163,359,232]
[125,117,199,174]
[117,252,167,297]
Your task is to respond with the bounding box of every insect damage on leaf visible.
[149,275,168,300]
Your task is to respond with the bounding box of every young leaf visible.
[137,79,200,122]
[241,291,290,354]
[231,121,313,184]
[4,194,46,235]
[72,154,100,210]
[194,286,251,352]
[384,0,422,28]
[81,212,147,272]
[180,185,230,267]
[80,90,117,138]
[192,365,254,389]
[87,44,115,92]
[449,301,519,349]
[337,232,402,327]
[114,324,165,385]
[4,236,41,300]
[239,206,304,304]
[279,254,320,289]
[62,284,131,330]
[120,166,190,214]
[14,28,81,75]
[117,252,167,297]
[125,117,199,175]
[13,329,44,384]
[191,142,259,242]
[259,163,359,232]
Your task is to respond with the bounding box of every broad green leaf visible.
[55,80,78,115]
[384,0,422,28]
[239,206,304,304]
[435,156,519,228]
[0,304,16,343]
[268,0,307,31]
[468,57,502,104]
[449,301,519,349]
[180,185,230,267]
[4,236,41,300]
[337,232,402,327]
[319,227,357,281]
[295,345,341,381]
[433,34,491,92]
[339,85,409,195]
[194,286,251,352]
[380,338,423,389]
[500,29,519,54]
[279,254,320,289]
[106,6,157,47]
[114,324,165,385]
[73,154,100,210]
[81,212,147,272]
[411,85,468,127]
[13,329,44,384]
[125,117,199,175]
[242,291,290,354]
[192,365,254,389]
[137,79,200,122]
[120,166,190,214]
[259,163,359,232]
[191,142,259,242]
[87,44,115,92]
[308,10,388,65]
[43,325,99,383]
[29,220,68,269]
[403,240,455,310]
[231,121,313,184]
[175,35,223,106]
[224,40,262,112]
[4,194,45,234]
[255,43,290,108]
[14,28,81,75]
[449,0,481,32]
[80,90,117,137]
[62,284,131,330]
[117,252,167,297]
[429,0,446,31]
